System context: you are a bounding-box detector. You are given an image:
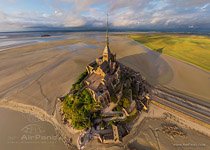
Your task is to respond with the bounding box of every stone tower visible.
[103,14,112,62]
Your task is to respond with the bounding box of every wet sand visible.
[0,32,210,149]
[84,103,210,150]
[0,33,105,114]
[111,35,210,102]
[0,108,67,150]
[125,118,210,150]
[0,33,209,114]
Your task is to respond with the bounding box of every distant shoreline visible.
[0,30,209,37]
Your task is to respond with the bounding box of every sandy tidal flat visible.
[0,32,210,149]
[0,32,210,113]
[0,107,68,150]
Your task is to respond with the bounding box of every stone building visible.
[85,26,121,107]
[66,16,151,149]
[101,124,120,144]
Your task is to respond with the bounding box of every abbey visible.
[82,31,151,143]
[85,31,121,107]
[62,16,151,146]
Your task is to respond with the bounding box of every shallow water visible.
[0,32,104,52]
[0,32,74,51]
[0,108,68,150]
[0,40,36,48]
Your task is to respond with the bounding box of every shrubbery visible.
[63,89,98,129]
[62,71,99,130]
[71,71,88,92]
[118,97,130,109]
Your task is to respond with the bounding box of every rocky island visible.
[60,28,151,148]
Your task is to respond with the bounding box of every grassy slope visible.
[130,33,210,71]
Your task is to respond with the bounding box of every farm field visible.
[130,33,210,71]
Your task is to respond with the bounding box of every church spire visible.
[106,13,109,47]
[103,13,112,62]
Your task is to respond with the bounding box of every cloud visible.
[0,0,210,31]
[0,11,7,20]
[166,0,210,7]
[63,15,86,27]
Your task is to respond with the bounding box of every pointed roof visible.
[103,13,111,56]
[103,44,111,55]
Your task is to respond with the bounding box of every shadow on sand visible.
[127,140,155,150]
[118,50,174,86]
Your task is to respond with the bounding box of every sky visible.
[0,0,210,32]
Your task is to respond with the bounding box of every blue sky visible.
[0,0,210,31]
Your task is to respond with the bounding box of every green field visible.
[130,33,210,71]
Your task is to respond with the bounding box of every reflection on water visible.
[0,32,105,51]
[0,108,67,150]
[0,36,65,51]
[0,40,36,48]
[0,32,73,51]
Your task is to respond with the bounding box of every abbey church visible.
[85,30,121,107]
[82,28,151,143]
[63,16,151,145]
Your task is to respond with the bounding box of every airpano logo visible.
[21,124,45,134]
[20,124,59,143]
[8,123,61,144]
